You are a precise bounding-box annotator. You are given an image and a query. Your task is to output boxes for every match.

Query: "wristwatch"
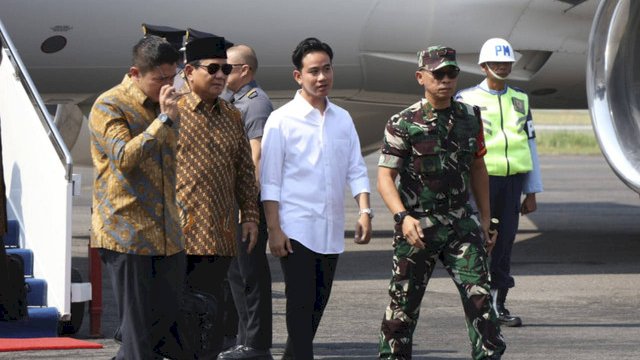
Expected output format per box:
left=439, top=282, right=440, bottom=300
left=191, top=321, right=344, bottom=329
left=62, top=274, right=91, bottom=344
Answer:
left=359, top=208, right=374, bottom=219
left=158, top=113, right=173, bottom=127
left=393, top=211, right=409, bottom=225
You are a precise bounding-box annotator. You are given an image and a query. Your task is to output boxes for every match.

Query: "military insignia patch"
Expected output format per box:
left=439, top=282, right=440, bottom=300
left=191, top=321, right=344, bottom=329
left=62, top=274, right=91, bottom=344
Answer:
left=512, top=98, right=525, bottom=114
left=247, top=89, right=258, bottom=99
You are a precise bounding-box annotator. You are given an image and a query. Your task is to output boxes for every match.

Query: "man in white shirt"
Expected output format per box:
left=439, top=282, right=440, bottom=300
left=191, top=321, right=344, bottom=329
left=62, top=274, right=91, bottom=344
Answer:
left=260, top=37, right=372, bottom=360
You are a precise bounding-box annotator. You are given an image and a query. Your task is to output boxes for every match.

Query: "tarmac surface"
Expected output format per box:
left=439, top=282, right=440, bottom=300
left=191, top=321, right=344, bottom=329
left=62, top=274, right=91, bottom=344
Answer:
left=2, top=154, right=639, bottom=359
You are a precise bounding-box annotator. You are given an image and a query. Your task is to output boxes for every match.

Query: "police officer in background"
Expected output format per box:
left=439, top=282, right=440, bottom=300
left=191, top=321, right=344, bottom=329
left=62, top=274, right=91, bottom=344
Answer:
left=377, top=46, right=505, bottom=360
left=218, top=44, right=274, bottom=360
left=456, top=38, right=543, bottom=328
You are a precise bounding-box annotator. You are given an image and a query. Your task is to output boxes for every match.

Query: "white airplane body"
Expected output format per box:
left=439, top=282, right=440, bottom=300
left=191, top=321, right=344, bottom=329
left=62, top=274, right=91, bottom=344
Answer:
left=2, top=0, right=601, bottom=160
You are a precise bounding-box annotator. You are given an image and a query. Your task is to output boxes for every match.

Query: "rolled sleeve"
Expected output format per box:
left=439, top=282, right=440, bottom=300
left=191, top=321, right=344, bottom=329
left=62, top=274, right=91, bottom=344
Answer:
left=347, top=123, right=371, bottom=197
left=260, top=117, right=284, bottom=202
left=378, top=116, right=409, bottom=169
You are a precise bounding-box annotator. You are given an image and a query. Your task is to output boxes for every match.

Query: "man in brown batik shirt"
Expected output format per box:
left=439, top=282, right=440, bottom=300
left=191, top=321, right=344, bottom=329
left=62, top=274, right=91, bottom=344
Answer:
left=176, top=35, right=259, bottom=358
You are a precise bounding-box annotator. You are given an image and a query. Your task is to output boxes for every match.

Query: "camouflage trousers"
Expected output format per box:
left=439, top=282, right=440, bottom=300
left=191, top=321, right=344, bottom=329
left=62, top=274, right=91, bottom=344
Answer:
left=378, top=223, right=506, bottom=360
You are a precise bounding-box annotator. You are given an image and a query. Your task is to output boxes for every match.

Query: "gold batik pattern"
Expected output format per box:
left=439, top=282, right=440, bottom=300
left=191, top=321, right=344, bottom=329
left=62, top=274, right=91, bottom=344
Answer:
left=176, top=93, right=259, bottom=256
left=88, top=75, right=184, bottom=255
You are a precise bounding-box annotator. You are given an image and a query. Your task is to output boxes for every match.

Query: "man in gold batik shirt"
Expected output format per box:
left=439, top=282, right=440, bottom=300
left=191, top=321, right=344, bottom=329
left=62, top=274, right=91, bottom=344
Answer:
left=176, top=35, right=259, bottom=358
left=89, top=35, right=185, bottom=360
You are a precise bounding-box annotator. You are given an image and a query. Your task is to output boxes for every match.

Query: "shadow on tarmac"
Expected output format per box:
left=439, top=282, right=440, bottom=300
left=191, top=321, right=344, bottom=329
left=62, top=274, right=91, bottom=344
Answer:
left=52, top=156, right=640, bottom=360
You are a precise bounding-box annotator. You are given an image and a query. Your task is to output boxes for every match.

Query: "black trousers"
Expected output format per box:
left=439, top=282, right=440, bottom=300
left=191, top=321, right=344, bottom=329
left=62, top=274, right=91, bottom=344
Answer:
left=489, top=173, right=525, bottom=290
left=227, top=201, right=272, bottom=349
left=281, top=240, right=339, bottom=359
left=186, top=254, right=233, bottom=358
left=100, top=249, right=186, bottom=360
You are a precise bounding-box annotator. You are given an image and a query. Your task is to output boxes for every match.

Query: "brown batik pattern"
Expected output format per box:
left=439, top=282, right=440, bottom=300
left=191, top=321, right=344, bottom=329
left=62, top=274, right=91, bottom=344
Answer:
left=176, top=93, right=259, bottom=256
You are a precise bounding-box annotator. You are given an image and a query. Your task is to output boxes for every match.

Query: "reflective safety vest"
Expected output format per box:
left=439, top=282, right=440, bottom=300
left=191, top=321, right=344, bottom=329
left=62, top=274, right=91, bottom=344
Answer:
left=457, top=86, right=533, bottom=176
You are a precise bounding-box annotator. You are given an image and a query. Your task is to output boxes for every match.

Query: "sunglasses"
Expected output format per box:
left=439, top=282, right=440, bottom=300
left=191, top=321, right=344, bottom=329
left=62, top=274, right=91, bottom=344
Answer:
left=196, top=63, right=233, bottom=75
left=427, top=67, right=460, bottom=81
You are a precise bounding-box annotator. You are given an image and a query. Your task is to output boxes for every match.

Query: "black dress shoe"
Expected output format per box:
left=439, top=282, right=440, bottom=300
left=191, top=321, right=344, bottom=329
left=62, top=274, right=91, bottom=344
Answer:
left=217, top=345, right=273, bottom=360
left=498, top=307, right=522, bottom=327
left=219, top=345, right=244, bottom=356
left=494, top=288, right=522, bottom=327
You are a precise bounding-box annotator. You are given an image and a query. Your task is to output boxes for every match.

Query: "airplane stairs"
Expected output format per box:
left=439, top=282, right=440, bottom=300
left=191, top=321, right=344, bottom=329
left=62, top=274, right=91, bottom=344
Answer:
left=0, top=219, right=60, bottom=338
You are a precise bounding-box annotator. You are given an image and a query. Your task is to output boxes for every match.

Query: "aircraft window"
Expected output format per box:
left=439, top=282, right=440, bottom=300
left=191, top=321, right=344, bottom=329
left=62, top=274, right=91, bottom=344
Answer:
left=41, top=35, right=67, bottom=54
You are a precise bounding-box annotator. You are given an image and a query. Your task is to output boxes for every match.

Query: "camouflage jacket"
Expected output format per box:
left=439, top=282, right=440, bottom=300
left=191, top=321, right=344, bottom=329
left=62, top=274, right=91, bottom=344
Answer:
left=379, top=98, right=486, bottom=228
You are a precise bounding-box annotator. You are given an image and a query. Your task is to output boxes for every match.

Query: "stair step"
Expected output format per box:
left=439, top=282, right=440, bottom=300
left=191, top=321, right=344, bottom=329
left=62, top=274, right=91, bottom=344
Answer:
left=3, top=219, right=19, bottom=248
left=6, top=248, right=33, bottom=277
left=25, top=278, right=48, bottom=306
left=0, top=307, right=60, bottom=338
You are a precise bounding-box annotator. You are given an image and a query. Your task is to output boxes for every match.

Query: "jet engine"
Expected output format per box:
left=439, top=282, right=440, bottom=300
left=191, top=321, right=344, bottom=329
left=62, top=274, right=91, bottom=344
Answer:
left=588, top=0, right=640, bottom=194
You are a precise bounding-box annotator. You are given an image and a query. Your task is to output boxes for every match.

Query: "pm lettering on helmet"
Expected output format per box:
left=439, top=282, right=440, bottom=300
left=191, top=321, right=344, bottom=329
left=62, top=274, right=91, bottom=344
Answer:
left=495, top=45, right=511, bottom=57
left=479, top=38, right=516, bottom=64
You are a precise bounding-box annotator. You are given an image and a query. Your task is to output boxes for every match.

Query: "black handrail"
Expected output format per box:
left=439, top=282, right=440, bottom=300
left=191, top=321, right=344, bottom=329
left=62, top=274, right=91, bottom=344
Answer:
left=0, top=19, right=73, bottom=181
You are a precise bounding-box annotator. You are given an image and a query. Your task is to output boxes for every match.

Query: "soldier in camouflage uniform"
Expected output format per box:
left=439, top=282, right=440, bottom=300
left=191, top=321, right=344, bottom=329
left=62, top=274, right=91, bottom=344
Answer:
left=377, top=46, right=506, bottom=360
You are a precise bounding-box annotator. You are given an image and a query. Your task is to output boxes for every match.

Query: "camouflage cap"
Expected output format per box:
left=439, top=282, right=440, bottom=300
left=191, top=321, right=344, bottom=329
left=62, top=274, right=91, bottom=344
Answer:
left=418, top=46, right=458, bottom=71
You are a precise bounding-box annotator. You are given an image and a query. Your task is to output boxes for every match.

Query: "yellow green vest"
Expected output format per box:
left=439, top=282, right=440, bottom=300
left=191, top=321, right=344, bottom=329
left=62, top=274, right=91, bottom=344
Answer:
left=458, top=86, right=532, bottom=176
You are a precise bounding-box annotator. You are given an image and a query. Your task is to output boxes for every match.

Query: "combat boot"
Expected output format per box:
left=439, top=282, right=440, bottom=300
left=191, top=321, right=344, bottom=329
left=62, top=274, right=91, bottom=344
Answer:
left=492, top=288, right=522, bottom=327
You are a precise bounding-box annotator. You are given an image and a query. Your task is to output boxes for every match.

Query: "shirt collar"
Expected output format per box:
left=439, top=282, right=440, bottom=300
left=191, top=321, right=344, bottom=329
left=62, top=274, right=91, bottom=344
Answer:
left=233, top=80, right=258, bottom=101
left=182, top=91, right=221, bottom=113
left=293, top=90, right=333, bottom=117
left=122, top=74, right=153, bottom=107
left=479, top=78, right=509, bottom=95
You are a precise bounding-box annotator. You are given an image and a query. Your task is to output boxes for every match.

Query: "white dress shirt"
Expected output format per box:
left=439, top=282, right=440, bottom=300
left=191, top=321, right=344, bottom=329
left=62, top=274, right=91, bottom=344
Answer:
left=260, top=91, right=370, bottom=254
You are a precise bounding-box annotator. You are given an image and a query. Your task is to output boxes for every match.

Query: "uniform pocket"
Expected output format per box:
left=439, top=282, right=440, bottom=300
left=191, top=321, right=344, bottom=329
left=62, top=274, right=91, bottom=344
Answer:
left=410, top=133, right=441, bottom=175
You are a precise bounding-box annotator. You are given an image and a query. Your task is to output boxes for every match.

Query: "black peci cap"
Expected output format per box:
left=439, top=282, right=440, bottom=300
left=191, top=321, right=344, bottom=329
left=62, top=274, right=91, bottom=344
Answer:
left=185, top=36, right=228, bottom=62
left=141, top=23, right=186, bottom=51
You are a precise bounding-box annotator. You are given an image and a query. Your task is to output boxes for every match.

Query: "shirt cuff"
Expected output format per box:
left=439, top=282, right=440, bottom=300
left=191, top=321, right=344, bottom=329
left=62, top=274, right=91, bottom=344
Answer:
left=145, top=118, right=168, bottom=143
left=240, top=208, right=260, bottom=224
left=260, top=185, right=281, bottom=202
left=350, top=179, right=371, bottom=198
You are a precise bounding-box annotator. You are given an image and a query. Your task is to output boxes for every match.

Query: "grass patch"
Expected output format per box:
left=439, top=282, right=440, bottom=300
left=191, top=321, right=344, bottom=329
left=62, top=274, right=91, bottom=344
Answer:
left=535, top=130, right=601, bottom=155
left=529, top=109, right=599, bottom=155
left=532, top=109, right=591, bottom=125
